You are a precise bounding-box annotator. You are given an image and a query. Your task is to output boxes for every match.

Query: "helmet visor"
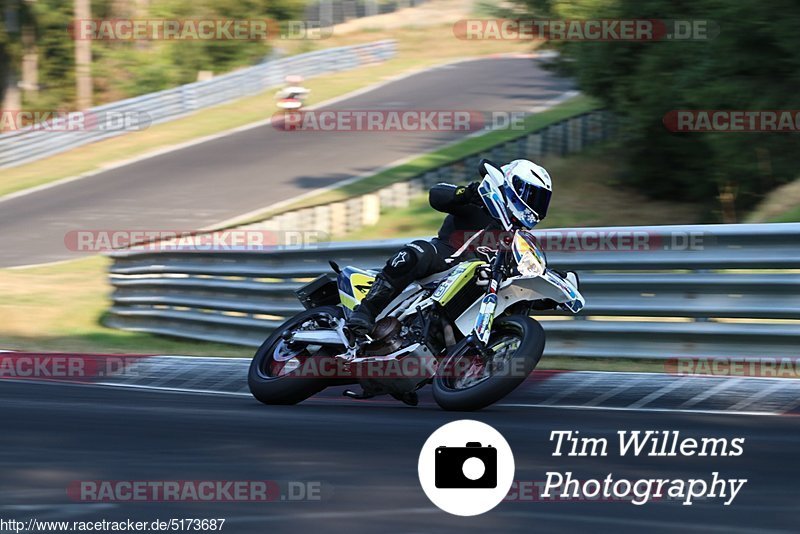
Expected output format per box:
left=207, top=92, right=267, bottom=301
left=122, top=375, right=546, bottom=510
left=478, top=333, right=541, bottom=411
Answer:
left=512, top=175, right=551, bottom=220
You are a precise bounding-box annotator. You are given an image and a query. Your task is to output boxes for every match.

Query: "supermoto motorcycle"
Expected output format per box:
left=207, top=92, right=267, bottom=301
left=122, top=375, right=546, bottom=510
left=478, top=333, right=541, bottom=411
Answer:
left=248, top=161, right=585, bottom=411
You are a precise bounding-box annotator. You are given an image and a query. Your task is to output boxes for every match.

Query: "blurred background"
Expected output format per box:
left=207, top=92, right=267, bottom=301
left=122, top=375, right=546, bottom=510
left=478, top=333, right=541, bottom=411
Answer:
left=3, top=0, right=799, bottom=222
left=0, top=0, right=798, bottom=360
left=1, top=5, right=798, bottom=532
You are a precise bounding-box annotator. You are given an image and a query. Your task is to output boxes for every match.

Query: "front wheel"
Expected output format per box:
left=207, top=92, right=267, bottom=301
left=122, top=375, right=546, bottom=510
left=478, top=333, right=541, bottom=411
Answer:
left=248, top=305, right=345, bottom=405
left=432, top=315, right=545, bottom=411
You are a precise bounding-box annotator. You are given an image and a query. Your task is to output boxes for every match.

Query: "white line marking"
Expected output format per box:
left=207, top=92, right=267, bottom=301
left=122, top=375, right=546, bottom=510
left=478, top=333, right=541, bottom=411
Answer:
left=626, top=377, right=687, bottom=409
left=778, top=396, right=800, bottom=414
left=731, top=382, right=795, bottom=410
left=95, top=382, right=783, bottom=416
left=499, top=403, right=782, bottom=417
left=225, top=507, right=438, bottom=523
left=494, top=510, right=790, bottom=534
left=679, top=377, right=744, bottom=408
left=729, top=380, right=795, bottom=411
left=0, top=54, right=553, bottom=210
left=95, top=381, right=252, bottom=397
left=211, top=87, right=579, bottom=230
left=582, top=376, right=644, bottom=407
left=539, top=373, right=605, bottom=405
left=5, top=375, right=788, bottom=416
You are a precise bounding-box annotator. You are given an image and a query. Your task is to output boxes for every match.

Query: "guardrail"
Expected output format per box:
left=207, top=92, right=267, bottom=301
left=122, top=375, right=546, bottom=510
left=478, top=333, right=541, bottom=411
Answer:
left=0, top=40, right=396, bottom=169
left=306, top=0, right=430, bottom=27
left=106, top=223, right=800, bottom=362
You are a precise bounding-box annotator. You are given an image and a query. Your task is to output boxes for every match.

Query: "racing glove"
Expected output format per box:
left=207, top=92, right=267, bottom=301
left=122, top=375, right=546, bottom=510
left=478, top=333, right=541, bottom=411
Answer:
left=455, top=182, right=483, bottom=207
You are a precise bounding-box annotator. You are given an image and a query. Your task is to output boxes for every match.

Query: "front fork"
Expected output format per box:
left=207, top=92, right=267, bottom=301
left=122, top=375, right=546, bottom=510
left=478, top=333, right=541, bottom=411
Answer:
left=471, top=248, right=509, bottom=347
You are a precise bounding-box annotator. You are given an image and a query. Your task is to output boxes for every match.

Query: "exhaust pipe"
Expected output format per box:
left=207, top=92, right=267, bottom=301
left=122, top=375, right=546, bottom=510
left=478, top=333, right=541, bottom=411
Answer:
left=290, top=330, right=345, bottom=346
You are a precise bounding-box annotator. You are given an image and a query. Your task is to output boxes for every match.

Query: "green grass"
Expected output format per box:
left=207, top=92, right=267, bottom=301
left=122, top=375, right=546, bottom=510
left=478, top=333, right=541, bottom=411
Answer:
left=770, top=206, right=800, bottom=222
left=0, top=21, right=534, bottom=200
left=344, top=142, right=706, bottom=240
left=0, top=254, right=683, bottom=373
left=0, top=254, right=674, bottom=372
left=0, top=256, right=250, bottom=357
left=233, top=95, right=601, bottom=224
left=746, top=175, right=800, bottom=223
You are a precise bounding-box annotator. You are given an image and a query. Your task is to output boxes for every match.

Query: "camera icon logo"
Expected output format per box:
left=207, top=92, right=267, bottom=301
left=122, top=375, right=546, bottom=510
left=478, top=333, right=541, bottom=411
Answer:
left=418, top=420, right=515, bottom=516
left=435, top=442, right=497, bottom=488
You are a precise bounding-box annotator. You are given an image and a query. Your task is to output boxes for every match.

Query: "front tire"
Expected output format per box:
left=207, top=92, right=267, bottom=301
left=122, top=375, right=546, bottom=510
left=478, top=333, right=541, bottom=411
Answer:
left=433, top=315, right=545, bottom=411
left=248, top=305, right=344, bottom=405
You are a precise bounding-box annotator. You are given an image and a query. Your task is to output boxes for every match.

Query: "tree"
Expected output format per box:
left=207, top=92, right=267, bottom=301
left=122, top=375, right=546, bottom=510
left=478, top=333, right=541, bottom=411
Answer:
left=514, top=0, right=800, bottom=216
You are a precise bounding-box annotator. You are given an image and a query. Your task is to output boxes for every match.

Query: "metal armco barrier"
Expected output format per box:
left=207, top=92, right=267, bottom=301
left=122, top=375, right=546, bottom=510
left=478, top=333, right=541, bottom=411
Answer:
left=0, top=40, right=396, bottom=169
left=106, top=223, right=800, bottom=362
left=306, top=0, right=430, bottom=27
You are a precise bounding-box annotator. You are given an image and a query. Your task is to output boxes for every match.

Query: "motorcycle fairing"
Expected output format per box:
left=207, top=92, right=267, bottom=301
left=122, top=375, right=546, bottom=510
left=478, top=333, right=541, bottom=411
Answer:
left=478, top=169, right=513, bottom=230
left=431, top=260, right=485, bottom=306
left=453, top=269, right=585, bottom=335
left=337, top=266, right=377, bottom=310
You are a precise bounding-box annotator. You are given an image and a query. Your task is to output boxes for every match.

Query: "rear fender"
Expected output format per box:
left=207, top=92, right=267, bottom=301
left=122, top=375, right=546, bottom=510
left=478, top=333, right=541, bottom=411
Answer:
left=295, top=273, right=339, bottom=309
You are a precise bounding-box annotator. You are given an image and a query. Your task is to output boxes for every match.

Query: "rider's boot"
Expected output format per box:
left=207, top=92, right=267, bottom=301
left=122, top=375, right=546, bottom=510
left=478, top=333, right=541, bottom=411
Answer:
left=391, top=390, right=419, bottom=407
left=346, top=274, right=399, bottom=336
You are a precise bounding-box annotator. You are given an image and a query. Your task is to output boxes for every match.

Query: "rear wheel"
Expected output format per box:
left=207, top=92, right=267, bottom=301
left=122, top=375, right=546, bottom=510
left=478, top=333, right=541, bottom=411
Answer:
left=432, top=315, right=545, bottom=411
left=248, top=305, right=345, bottom=405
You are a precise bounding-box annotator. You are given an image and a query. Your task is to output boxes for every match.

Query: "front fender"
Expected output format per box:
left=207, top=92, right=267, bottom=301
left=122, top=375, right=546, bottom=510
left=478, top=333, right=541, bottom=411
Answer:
left=453, top=269, right=585, bottom=335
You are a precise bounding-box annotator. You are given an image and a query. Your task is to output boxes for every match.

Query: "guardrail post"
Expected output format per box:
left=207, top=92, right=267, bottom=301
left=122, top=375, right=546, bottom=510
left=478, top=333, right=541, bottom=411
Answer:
left=392, top=181, right=412, bottom=208
left=312, top=205, right=332, bottom=237
left=502, top=140, right=516, bottom=163
left=541, top=124, right=551, bottom=155
left=526, top=132, right=542, bottom=159
left=580, top=113, right=589, bottom=148
left=181, top=85, right=198, bottom=113
left=345, top=197, right=363, bottom=233
left=330, top=201, right=348, bottom=236
left=297, top=208, right=314, bottom=233
left=567, top=117, right=580, bottom=153
left=362, top=193, right=381, bottom=226
left=408, top=177, right=425, bottom=198
left=463, top=155, right=480, bottom=180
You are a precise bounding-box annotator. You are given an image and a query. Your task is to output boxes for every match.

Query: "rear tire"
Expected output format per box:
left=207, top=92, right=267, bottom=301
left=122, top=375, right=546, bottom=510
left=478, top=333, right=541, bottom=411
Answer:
left=248, top=305, right=344, bottom=405
left=433, top=315, right=544, bottom=411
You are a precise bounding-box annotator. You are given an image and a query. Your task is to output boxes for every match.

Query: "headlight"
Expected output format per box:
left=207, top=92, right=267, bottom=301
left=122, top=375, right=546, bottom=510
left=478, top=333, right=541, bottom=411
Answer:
left=513, top=230, right=547, bottom=277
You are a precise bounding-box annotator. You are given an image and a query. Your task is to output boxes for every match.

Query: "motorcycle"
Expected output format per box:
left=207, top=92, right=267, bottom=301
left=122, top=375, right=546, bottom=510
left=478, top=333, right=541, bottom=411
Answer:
left=276, top=97, right=304, bottom=111
left=275, top=83, right=309, bottom=111
left=248, top=160, right=585, bottom=411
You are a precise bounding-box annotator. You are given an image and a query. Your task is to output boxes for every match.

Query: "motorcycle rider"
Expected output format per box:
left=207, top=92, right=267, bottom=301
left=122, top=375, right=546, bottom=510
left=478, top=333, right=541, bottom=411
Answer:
left=275, top=75, right=310, bottom=108
left=346, top=158, right=554, bottom=336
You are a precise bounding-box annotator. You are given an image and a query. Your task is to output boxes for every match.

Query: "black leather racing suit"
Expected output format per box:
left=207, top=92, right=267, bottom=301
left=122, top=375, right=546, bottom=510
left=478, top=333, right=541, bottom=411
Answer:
left=380, top=182, right=499, bottom=291
left=346, top=181, right=498, bottom=333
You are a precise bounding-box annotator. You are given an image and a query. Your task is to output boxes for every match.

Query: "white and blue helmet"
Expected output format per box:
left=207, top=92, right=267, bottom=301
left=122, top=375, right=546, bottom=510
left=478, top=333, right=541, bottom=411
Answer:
left=500, top=159, right=553, bottom=228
